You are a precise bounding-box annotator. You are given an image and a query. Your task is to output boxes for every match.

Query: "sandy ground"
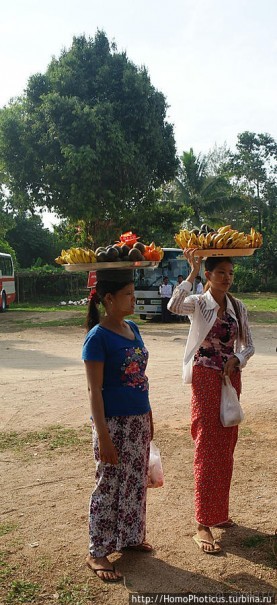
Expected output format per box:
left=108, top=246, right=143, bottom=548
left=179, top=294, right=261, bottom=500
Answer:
left=0, top=312, right=276, bottom=604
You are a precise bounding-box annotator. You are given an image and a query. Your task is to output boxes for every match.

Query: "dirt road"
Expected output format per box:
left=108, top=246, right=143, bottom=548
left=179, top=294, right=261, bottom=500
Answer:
left=0, top=313, right=276, bottom=604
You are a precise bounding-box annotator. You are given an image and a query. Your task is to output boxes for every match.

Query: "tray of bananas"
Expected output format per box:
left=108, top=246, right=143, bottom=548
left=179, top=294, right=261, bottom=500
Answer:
left=55, top=233, right=163, bottom=271
left=175, top=225, right=262, bottom=257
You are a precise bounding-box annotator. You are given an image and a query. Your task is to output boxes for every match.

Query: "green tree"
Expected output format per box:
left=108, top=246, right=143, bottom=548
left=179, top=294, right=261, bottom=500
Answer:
left=226, top=132, right=277, bottom=284
left=0, top=236, right=17, bottom=259
left=0, top=194, right=14, bottom=238
left=0, top=31, right=178, bottom=245
left=205, top=142, right=231, bottom=176
left=227, top=131, right=277, bottom=232
left=5, top=213, right=62, bottom=268
left=173, top=148, right=242, bottom=229
left=0, top=194, right=18, bottom=264
left=115, top=185, right=192, bottom=246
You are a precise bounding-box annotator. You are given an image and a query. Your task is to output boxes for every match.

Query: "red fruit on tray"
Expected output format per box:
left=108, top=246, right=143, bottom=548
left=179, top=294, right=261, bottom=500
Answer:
left=119, top=231, right=138, bottom=247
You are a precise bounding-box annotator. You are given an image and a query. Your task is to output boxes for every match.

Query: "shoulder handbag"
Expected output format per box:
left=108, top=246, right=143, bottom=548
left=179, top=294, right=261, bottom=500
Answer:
left=220, top=376, right=244, bottom=427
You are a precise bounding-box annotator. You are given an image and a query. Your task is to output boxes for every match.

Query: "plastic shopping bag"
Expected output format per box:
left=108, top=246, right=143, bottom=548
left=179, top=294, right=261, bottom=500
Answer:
left=220, top=376, right=244, bottom=427
left=147, top=441, right=164, bottom=488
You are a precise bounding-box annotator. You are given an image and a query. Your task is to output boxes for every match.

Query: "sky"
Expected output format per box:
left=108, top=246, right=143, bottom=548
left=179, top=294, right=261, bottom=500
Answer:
left=1, top=0, right=276, bottom=228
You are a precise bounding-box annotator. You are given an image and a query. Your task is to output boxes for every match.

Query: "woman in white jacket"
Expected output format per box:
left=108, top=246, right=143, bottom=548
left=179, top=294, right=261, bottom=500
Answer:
left=168, top=251, right=254, bottom=554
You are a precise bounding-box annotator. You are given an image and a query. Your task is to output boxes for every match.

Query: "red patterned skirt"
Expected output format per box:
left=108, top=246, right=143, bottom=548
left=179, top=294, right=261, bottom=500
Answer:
left=191, top=365, right=241, bottom=527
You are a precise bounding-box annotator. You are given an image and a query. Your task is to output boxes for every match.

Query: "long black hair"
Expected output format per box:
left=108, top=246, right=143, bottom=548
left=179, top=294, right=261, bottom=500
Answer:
left=85, top=279, right=134, bottom=332
left=204, top=257, right=243, bottom=339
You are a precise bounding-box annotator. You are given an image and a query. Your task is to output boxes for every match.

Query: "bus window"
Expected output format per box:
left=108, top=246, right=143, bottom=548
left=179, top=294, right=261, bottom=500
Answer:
left=135, top=267, right=163, bottom=289
left=134, top=248, right=189, bottom=319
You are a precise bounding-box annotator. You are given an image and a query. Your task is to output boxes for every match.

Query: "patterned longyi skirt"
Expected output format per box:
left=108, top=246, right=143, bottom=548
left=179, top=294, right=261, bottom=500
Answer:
left=89, top=413, right=151, bottom=558
left=191, top=366, right=241, bottom=527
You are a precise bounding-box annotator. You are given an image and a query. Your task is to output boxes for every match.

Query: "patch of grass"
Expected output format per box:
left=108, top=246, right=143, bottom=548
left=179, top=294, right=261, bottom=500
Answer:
left=0, top=551, right=16, bottom=581
left=8, top=309, right=144, bottom=329
left=0, top=523, right=17, bottom=537
left=6, top=579, right=40, bottom=604
left=57, top=576, right=97, bottom=605
left=247, top=312, right=277, bottom=324
left=48, top=427, right=84, bottom=449
left=12, top=294, right=277, bottom=313
left=37, top=555, right=54, bottom=572
left=0, top=429, right=48, bottom=451
left=239, top=293, right=277, bottom=313
left=0, top=432, right=19, bottom=450
left=0, top=425, right=91, bottom=453
left=7, top=296, right=276, bottom=329
left=12, top=301, right=88, bottom=312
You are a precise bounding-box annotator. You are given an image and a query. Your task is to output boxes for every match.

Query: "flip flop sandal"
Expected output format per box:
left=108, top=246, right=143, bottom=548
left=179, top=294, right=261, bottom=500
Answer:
left=86, top=559, right=122, bottom=583
left=193, top=534, right=222, bottom=555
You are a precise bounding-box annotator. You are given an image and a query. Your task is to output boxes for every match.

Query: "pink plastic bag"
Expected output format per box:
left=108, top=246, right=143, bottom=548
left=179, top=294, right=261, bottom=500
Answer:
left=147, top=441, right=164, bottom=488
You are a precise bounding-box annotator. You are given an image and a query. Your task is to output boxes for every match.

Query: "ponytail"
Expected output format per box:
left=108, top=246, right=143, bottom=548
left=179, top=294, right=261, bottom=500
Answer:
left=85, top=278, right=134, bottom=332
left=85, top=290, right=100, bottom=332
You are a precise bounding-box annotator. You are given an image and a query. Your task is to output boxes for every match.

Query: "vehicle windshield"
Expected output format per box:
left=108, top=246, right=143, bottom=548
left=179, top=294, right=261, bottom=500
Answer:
left=135, top=249, right=188, bottom=289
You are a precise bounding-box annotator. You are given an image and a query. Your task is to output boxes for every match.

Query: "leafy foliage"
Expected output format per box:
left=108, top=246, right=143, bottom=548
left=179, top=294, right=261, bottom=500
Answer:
left=0, top=237, right=16, bottom=258
left=0, top=31, right=178, bottom=244
left=5, top=213, right=63, bottom=268
left=0, top=198, right=14, bottom=237
left=172, top=148, right=243, bottom=228
left=225, top=132, right=277, bottom=282
left=227, top=131, right=277, bottom=232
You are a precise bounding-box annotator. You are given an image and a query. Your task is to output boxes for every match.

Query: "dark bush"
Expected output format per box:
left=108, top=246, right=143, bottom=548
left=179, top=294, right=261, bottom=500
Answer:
left=15, top=270, right=88, bottom=302
left=233, top=264, right=277, bottom=292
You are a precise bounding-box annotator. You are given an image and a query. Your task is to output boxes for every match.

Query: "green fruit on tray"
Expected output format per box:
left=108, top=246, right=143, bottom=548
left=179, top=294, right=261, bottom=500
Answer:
left=128, top=248, right=144, bottom=261
left=96, top=251, right=108, bottom=262
left=120, top=244, right=130, bottom=256
left=133, top=241, right=146, bottom=253
left=106, top=247, right=119, bottom=261
left=112, top=244, right=124, bottom=256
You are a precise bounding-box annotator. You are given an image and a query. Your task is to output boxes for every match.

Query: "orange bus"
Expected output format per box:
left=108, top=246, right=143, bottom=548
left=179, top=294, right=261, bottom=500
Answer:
left=0, top=253, right=16, bottom=312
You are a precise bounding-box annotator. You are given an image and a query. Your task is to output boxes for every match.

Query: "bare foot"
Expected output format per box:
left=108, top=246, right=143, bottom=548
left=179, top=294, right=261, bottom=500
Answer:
left=194, top=524, right=221, bottom=553
left=86, top=555, right=123, bottom=582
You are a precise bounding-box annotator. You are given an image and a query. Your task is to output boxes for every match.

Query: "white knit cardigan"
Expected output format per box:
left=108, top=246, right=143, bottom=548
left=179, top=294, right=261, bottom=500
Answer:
left=167, top=281, right=255, bottom=384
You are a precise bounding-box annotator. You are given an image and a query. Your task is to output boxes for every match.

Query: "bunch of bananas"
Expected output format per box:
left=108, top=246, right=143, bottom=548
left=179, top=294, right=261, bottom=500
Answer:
left=175, top=225, right=263, bottom=250
left=55, top=247, right=96, bottom=265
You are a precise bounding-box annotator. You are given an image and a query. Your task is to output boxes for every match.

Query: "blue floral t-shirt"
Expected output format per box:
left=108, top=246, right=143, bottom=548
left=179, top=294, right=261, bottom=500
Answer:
left=82, top=320, right=150, bottom=417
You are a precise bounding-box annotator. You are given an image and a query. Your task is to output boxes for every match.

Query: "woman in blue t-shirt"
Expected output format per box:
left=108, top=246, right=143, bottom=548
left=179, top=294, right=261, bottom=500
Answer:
left=82, top=269, right=154, bottom=582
